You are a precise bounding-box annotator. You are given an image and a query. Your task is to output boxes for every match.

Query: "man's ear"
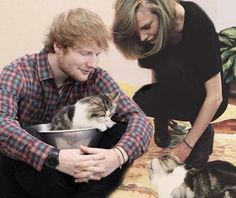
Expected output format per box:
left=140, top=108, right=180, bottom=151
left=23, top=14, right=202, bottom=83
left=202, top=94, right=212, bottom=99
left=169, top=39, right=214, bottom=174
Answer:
left=54, top=43, right=61, bottom=55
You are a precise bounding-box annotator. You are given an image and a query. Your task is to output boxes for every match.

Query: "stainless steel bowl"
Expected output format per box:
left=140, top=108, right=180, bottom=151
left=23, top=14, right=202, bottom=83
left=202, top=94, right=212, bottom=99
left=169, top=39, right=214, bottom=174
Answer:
left=31, top=123, right=102, bottom=149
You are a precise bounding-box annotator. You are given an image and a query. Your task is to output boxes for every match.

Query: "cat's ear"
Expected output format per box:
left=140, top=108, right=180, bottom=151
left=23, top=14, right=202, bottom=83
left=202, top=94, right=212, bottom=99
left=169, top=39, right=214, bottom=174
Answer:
left=107, top=92, right=120, bottom=102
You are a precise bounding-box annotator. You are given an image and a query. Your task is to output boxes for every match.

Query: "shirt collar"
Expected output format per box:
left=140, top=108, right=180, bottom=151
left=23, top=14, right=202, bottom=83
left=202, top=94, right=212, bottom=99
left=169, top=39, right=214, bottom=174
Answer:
left=37, top=48, right=54, bottom=81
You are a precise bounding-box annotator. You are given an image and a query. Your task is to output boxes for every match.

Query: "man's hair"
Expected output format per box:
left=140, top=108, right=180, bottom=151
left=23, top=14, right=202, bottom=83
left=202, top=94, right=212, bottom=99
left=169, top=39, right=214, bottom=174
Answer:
left=44, top=8, right=110, bottom=53
left=112, top=0, right=178, bottom=59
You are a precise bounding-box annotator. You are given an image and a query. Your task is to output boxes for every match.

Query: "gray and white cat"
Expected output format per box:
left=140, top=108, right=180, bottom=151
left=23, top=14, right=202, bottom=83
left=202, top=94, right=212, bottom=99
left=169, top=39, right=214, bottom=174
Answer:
left=51, top=92, right=119, bottom=131
left=149, top=154, right=236, bottom=198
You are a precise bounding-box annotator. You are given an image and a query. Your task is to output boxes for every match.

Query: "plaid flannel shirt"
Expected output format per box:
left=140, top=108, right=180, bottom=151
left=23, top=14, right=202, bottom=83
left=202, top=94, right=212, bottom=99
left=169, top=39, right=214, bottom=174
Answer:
left=0, top=49, right=153, bottom=171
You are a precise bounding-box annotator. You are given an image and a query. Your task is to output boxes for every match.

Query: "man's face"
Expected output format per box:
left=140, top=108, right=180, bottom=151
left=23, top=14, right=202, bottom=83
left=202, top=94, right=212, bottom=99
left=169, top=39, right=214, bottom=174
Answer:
left=57, top=45, right=103, bottom=82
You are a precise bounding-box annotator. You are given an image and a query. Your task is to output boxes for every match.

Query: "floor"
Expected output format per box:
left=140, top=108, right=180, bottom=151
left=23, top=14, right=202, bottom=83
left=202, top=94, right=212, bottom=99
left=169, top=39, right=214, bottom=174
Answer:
left=229, top=95, right=236, bottom=105
left=212, top=95, right=236, bottom=134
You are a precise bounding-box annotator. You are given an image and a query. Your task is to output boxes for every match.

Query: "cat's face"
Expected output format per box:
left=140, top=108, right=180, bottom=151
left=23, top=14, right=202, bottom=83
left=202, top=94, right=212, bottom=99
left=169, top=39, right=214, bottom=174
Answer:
left=149, top=154, right=182, bottom=186
left=83, top=92, right=119, bottom=121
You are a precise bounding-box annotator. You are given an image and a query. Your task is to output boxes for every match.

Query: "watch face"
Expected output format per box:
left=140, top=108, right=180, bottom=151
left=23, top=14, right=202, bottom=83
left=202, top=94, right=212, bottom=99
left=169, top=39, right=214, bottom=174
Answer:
left=48, top=155, right=59, bottom=167
left=45, top=149, right=59, bottom=168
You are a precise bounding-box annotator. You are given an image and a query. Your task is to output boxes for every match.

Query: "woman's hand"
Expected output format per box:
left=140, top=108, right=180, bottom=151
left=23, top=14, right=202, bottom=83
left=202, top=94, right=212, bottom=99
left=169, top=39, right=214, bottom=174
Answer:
left=73, top=146, right=121, bottom=183
left=157, top=142, right=192, bottom=163
left=169, top=142, right=192, bottom=162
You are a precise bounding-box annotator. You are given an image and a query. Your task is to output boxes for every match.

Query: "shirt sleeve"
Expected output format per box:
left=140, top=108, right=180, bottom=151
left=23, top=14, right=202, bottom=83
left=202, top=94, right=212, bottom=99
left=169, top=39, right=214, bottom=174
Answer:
left=0, top=65, right=53, bottom=171
left=92, top=68, right=153, bottom=162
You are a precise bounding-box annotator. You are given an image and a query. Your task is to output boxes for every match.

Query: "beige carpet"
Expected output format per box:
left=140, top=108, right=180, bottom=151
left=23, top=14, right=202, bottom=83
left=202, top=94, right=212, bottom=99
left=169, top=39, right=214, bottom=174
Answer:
left=108, top=83, right=236, bottom=198
left=109, top=133, right=236, bottom=198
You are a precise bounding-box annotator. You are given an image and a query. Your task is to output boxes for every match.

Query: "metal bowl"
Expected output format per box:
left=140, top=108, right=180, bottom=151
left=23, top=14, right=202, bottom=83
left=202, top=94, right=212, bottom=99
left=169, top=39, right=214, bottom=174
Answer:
left=30, top=123, right=102, bottom=149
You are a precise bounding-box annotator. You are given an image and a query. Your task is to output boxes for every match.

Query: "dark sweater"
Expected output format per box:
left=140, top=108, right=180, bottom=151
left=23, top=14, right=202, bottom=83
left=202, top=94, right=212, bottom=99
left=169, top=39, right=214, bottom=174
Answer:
left=138, top=1, right=222, bottom=87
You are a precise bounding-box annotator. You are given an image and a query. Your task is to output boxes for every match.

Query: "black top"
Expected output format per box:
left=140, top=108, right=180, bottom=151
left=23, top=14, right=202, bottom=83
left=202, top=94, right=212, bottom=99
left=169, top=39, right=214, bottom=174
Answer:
left=138, top=1, right=222, bottom=87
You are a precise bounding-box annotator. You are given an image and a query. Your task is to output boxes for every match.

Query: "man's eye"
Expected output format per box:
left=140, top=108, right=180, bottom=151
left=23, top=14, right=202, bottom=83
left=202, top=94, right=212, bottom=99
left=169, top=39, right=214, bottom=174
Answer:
left=79, top=51, right=90, bottom=56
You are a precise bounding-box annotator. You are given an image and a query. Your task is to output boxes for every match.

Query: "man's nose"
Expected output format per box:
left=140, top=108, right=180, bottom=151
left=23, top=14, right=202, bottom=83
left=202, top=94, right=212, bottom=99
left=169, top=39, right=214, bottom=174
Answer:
left=87, top=55, right=98, bottom=68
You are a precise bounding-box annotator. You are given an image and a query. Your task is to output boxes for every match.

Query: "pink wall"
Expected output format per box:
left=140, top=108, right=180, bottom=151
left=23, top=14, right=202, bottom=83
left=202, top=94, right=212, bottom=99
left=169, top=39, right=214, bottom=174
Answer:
left=0, top=0, right=235, bottom=87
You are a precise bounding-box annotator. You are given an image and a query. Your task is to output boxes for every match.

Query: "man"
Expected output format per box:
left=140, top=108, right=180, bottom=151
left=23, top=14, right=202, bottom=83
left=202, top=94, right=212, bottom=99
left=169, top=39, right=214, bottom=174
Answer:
left=0, top=8, right=153, bottom=198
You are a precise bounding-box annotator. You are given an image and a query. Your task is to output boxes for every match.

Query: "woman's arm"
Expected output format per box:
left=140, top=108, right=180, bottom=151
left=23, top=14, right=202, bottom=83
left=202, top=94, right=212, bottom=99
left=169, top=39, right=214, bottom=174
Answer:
left=184, top=72, right=222, bottom=147
left=168, top=72, right=223, bottom=162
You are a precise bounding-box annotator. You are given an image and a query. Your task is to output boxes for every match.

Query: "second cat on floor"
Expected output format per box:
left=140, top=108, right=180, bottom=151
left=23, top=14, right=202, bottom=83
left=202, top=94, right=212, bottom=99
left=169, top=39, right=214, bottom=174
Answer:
left=51, top=92, right=119, bottom=131
left=149, top=154, right=236, bottom=198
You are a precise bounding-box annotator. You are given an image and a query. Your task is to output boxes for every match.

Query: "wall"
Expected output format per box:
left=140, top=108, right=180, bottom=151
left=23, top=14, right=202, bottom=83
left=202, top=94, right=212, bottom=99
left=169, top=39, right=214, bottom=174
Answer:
left=0, top=0, right=235, bottom=87
left=192, top=0, right=236, bottom=31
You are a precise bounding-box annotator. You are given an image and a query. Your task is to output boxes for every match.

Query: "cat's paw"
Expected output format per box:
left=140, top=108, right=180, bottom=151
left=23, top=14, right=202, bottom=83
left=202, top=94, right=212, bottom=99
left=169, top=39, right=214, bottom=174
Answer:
left=106, top=120, right=116, bottom=128
left=97, top=125, right=107, bottom=132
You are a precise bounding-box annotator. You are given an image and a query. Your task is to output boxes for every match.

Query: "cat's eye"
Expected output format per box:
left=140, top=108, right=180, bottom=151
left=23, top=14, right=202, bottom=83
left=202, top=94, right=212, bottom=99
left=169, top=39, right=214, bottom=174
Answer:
left=109, top=112, right=115, bottom=117
left=94, top=102, right=102, bottom=106
left=96, top=113, right=106, bottom=118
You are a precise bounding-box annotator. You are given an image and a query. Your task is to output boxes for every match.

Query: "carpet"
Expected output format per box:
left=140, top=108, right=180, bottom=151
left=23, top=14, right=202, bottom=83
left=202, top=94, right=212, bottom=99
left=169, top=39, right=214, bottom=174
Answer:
left=109, top=134, right=236, bottom=198
left=108, top=83, right=236, bottom=198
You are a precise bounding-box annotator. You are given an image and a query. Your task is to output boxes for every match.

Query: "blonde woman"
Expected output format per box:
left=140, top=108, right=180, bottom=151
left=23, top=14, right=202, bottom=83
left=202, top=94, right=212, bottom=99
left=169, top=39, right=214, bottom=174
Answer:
left=112, top=0, right=228, bottom=167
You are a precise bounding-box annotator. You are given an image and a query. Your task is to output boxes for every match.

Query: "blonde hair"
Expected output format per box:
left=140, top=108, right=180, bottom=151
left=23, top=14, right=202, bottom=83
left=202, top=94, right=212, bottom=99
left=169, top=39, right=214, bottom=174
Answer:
left=112, top=0, right=178, bottom=59
left=44, top=8, right=110, bottom=53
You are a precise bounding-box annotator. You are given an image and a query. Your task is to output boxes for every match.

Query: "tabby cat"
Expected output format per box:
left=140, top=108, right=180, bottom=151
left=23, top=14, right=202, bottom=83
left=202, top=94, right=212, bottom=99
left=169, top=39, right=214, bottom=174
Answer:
left=149, top=154, right=236, bottom=198
left=51, top=92, right=119, bottom=131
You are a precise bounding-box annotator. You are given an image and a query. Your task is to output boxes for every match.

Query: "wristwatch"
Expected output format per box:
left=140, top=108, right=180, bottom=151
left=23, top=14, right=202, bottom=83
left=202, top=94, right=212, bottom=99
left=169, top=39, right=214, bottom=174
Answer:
left=43, top=148, right=60, bottom=169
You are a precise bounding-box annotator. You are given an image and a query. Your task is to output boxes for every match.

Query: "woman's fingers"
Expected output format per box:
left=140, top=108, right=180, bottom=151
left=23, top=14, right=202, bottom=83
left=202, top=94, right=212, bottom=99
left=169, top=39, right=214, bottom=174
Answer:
left=157, top=148, right=170, bottom=157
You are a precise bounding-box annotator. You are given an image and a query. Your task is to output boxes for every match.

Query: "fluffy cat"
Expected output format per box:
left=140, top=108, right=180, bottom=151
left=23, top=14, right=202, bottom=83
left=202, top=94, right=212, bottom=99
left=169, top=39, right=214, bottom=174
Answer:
left=149, top=154, right=236, bottom=198
left=51, top=92, right=119, bottom=131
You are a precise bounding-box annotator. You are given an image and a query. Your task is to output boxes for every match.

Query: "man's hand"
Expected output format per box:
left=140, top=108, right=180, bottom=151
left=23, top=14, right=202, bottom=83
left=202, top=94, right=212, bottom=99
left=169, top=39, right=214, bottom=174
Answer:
left=73, top=146, right=121, bottom=183
left=56, top=149, right=106, bottom=181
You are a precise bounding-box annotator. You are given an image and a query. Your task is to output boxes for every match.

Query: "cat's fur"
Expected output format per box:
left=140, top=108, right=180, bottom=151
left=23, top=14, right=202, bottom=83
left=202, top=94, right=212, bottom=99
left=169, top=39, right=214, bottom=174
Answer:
left=51, top=92, right=119, bottom=131
left=149, top=154, right=236, bottom=198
